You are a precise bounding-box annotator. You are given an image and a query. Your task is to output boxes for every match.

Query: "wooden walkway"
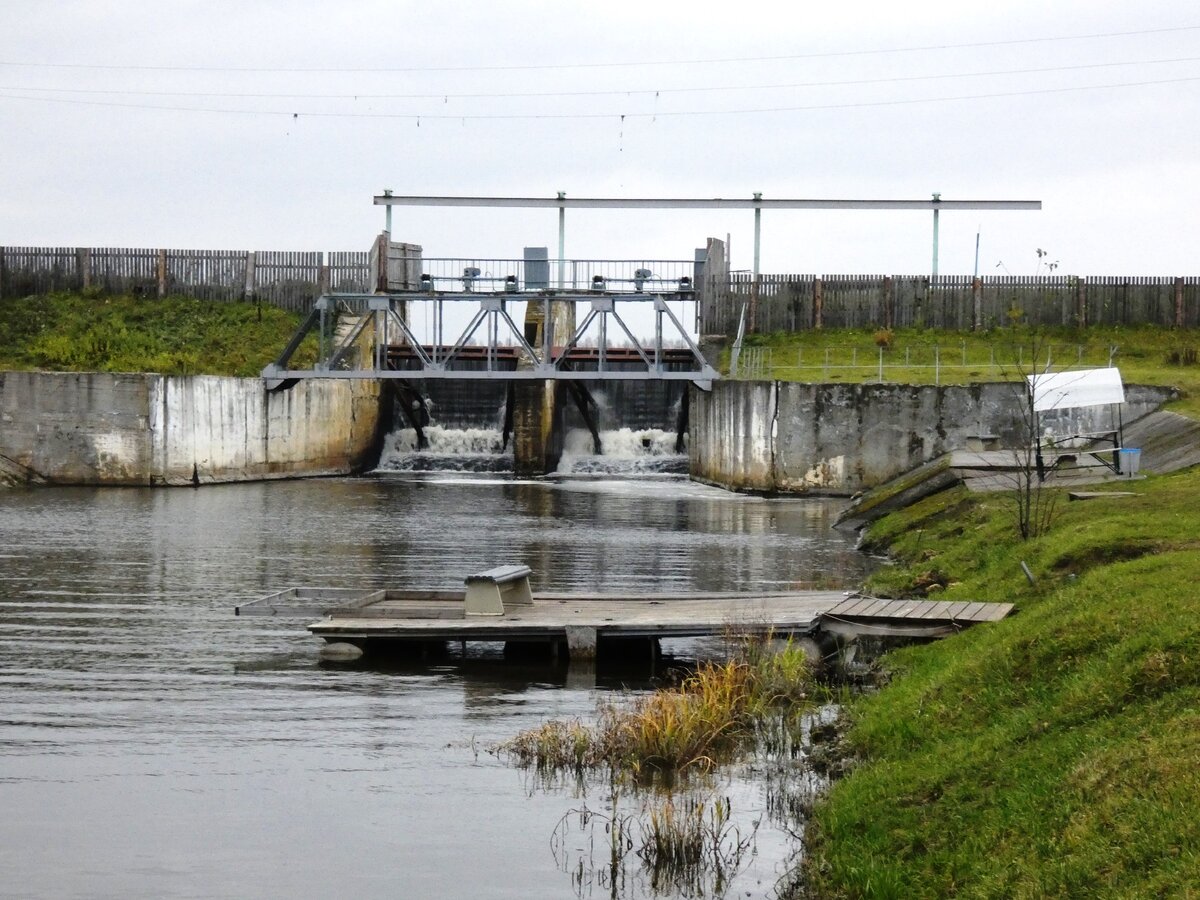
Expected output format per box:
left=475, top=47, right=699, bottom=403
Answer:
left=820, top=596, right=1014, bottom=638
left=305, top=590, right=847, bottom=644
left=237, top=588, right=1014, bottom=654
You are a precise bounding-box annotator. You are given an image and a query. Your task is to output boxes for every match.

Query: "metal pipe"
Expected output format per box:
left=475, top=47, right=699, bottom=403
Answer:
left=373, top=194, right=1041, bottom=211
left=931, top=192, right=941, bottom=280
left=557, top=191, right=566, bottom=289
left=752, top=192, right=762, bottom=278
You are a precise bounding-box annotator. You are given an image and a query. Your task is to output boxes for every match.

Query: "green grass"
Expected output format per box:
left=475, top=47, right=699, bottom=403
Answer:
left=802, top=469, right=1200, bottom=897
left=732, top=326, right=1200, bottom=418
left=0, top=290, right=315, bottom=376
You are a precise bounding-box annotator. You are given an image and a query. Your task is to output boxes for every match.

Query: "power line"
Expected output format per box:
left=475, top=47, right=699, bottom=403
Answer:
left=3, top=56, right=1197, bottom=102
left=0, top=25, right=1197, bottom=74
left=2, top=75, right=1197, bottom=120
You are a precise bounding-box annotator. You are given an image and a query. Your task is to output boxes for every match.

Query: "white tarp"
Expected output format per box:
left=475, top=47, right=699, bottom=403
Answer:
left=1028, top=367, right=1125, bottom=412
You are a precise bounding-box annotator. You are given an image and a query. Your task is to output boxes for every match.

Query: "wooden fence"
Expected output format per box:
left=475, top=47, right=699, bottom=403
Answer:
left=0, top=246, right=373, bottom=312
left=705, top=273, right=1200, bottom=335
left=6, top=246, right=1199, bottom=330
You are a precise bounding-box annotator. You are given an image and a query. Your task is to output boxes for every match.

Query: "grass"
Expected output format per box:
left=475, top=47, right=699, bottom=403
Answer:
left=0, top=290, right=315, bottom=376
left=729, top=325, right=1200, bottom=418
left=801, top=467, right=1200, bottom=897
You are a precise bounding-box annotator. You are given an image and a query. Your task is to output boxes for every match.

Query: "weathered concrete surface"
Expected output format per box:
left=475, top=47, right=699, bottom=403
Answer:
left=691, top=380, right=1176, bottom=495
left=0, top=371, right=384, bottom=486
left=689, top=380, right=776, bottom=491
left=0, top=452, right=45, bottom=488
left=1121, top=410, right=1200, bottom=474
left=511, top=380, right=562, bottom=476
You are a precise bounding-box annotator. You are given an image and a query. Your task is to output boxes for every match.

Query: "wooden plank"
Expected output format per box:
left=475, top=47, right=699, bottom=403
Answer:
left=828, top=597, right=876, bottom=617
left=957, top=602, right=989, bottom=621
left=917, top=600, right=957, bottom=619
left=971, top=603, right=1014, bottom=622
left=936, top=601, right=972, bottom=620
left=827, top=597, right=869, bottom=616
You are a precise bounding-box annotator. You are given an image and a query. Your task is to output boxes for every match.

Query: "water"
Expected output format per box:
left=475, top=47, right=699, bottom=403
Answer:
left=0, top=475, right=871, bottom=899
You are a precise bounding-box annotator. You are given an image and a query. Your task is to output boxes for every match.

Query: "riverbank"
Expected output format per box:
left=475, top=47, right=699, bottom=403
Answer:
left=0, top=290, right=313, bottom=376
left=802, top=459, right=1200, bottom=896
left=732, top=326, right=1200, bottom=418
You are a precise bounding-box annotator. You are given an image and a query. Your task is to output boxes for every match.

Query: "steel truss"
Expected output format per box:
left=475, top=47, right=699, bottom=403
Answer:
left=262, top=291, right=719, bottom=389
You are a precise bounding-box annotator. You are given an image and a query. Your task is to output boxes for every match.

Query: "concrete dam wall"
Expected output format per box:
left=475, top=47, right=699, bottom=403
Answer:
left=0, top=371, right=384, bottom=486
left=690, top=380, right=1176, bottom=495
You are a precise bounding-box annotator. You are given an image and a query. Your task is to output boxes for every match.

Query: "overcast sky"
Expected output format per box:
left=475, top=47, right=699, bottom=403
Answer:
left=3, top=1, right=1199, bottom=278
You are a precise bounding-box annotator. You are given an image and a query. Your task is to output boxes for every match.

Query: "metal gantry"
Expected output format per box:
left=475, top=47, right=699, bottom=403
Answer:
left=262, top=287, right=720, bottom=389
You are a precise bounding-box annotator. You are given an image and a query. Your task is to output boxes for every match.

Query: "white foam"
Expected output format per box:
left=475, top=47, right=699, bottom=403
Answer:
left=374, top=425, right=512, bottom=473
left=555, top=427, right=687, bottom=475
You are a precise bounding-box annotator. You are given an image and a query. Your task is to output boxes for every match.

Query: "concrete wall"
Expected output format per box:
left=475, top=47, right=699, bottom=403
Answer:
left=0, top=371, right=384, bottom=486
left=691, top=380, right=1175, bottom=495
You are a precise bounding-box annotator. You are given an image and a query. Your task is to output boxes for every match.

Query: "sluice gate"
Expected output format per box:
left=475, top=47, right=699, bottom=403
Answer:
left=263, top=245, right=718, bottom=475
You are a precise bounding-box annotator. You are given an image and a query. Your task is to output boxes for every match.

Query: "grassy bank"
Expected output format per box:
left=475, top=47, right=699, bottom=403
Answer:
left=804, top=468, right=1200, bottom=896
left=733, top=326, right=1200, bottom=417
left=0, top=290, right=312, bottom=376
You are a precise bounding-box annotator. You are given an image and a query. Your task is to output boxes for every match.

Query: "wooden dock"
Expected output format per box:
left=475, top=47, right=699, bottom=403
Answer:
left=819, top=596, right=1014, bottom=638
left=237, top=586, right=1014, bottom=659
left=305, top=590, right=846, bottom=646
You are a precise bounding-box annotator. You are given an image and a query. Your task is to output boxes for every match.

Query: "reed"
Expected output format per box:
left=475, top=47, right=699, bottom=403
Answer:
left=551, top=793, right=756, bottom=898
left=638, top=794, right=755, bottom=896
left=501, top=641, right=822, bottom=779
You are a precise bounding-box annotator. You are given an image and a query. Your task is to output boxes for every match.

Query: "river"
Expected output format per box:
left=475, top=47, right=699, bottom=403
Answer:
left=0, top=473, right=871, bottom=899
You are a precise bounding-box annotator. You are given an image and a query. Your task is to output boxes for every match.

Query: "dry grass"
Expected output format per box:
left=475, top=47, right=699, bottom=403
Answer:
left=501, top=640, right=823, bottom=781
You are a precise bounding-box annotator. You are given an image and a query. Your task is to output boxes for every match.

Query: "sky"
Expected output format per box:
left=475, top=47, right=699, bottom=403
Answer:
left=3, top=1, right=1199, bottom=278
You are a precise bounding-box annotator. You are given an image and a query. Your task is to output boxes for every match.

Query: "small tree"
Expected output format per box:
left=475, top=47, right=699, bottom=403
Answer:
left=998, top=329, right=1061, bottom=540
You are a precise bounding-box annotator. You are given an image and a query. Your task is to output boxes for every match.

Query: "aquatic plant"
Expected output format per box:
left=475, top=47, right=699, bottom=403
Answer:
left=551, top=793, right=757, bottom=899
left=501, top=640, right=823, bottom=781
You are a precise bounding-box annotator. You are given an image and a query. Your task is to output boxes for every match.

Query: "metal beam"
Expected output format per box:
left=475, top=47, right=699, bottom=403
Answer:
left=263, top=366, right=714, bottom=383
left=263, top=291, right=719, bottom=389
left=373, top=194, right=1041, bottom=211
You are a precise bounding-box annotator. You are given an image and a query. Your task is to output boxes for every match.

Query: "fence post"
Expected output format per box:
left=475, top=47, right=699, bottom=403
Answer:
left=1176, top=276, right=1185, bottom=329
left=0, top=246, right=5, bottom=300
left=749, top=273, right=760, bottom=334
left=318, top=252, right=331, bottom=296
left=971, top=276, right=982, bottom=331
left=244, top=251, right=256, bottom=301
left=78, top=247, right=92, bottom=291
left=156, top=249, right=167, bottom=298
left=883, top=275, right=894, bottom=329
left=1076, top=276, right=1087, bottom=328
left=813, top=277, right=823, bottom=330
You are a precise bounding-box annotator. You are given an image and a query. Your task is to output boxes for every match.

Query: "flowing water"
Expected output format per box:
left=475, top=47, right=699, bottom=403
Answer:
left=0, top=469, right=872, bottom=899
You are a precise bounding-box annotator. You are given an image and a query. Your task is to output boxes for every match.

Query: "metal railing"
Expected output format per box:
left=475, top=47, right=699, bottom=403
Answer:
left=417, top=258, right=698, bottom=294
left=732, top=341, right=1121, bottom=383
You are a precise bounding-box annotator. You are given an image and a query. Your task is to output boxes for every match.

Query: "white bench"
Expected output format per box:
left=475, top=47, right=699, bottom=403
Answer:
left=464, top=565, right=533, bottom=616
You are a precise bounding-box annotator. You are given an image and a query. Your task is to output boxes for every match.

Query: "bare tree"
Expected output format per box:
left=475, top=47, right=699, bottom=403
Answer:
left=998, top=329, right=1061, bottom=540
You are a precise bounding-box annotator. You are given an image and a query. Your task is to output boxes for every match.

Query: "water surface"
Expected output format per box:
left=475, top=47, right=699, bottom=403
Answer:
left=0, top=475, right=870, bottom=899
